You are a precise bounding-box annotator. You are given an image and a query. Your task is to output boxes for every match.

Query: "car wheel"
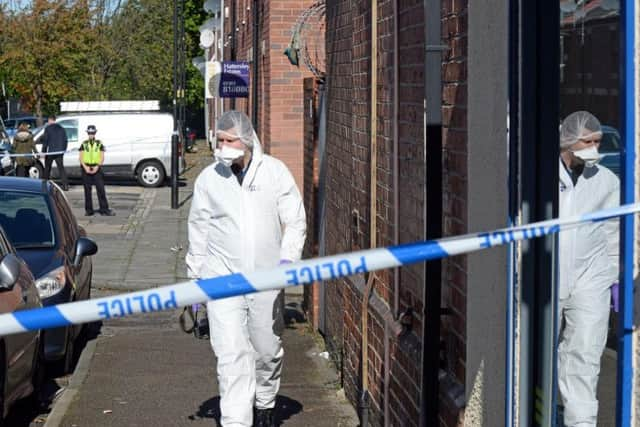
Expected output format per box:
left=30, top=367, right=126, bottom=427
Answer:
left=50, top=329, right=75, bottom=377
left=28, top=162, right=44, bottom=179
left=31, top=339, right=45, bottom=403
left=136, top=160, right=165, bottom=187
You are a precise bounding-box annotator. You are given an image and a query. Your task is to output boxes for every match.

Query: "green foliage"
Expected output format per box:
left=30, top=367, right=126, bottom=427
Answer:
left=0, top=0, right=94, bottom=117
left=0, top=0, right=208, bottom=124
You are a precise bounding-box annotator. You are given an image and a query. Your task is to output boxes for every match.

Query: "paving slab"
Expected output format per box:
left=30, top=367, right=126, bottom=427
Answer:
left=22, top=142, right=360, bottom=427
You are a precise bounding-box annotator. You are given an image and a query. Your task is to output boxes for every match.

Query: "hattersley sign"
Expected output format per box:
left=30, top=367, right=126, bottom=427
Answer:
left=220, top=61, right=250, bottom=98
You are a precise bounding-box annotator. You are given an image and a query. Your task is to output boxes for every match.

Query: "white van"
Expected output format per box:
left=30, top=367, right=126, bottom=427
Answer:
left=34, top=110, right=185, bottom=187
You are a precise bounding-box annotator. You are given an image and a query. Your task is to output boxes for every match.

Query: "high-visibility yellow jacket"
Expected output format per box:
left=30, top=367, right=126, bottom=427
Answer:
left=80, top=140, right=103, bottom=165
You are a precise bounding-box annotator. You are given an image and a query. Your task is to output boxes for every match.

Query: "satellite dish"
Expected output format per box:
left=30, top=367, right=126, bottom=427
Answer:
left=206, top=61, right=222, bottom=99
left=204, top=0, right=220, bottom=14
left=200, top=29, right=215, bottom=49
left=200, top=17, right=219, bottom=32
left=192, top=56, right=206, bottom=77
left=600, top=0, right=618, bottom=11
left=560, top=0, right=577, bottom=13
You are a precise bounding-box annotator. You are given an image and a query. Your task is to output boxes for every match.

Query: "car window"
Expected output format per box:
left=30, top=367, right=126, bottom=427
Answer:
left=52, top=189, right=78, bottom=243
left=4, top=119, right=16, bottom=129
left=57, top=119, right=79, bottom=143
left=600, top=130, right=620, bottom=153
left=0, top=228, right=10, bottom=256
left=0, top=191, right=56, bottom=249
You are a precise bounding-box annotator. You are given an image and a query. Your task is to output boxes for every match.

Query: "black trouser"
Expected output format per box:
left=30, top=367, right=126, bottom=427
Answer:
left=15, top=164, right=32, bottom=177
left=82, top=168, right=109, bottom=213
left=44, top=154, right=68, bottom=188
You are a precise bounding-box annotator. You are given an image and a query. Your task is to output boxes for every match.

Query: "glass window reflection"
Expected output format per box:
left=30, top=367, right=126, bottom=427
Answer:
left=558, top=1, right=620, bottom=426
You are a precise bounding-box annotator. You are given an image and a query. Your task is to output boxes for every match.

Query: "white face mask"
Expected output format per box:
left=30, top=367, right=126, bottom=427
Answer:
left=214, top=145, right=245, bottom=167
left=571, top=146, right=600, bottom=167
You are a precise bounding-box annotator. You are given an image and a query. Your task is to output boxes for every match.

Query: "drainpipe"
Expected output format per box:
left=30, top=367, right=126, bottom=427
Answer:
left=251, top=0, right=259, bottom=132
left=360, top=1, right=378, bottom=426
left=383, top=0, right=400, bottom=425
left=420, top=0, right=444, bottom=425
left=230, top=0, right=236, bottom=110
left=204, top=46, right=210, bottom=149
left=392, top=0, right=400, bottom=323
left=219, top=1, right=225, bottom=123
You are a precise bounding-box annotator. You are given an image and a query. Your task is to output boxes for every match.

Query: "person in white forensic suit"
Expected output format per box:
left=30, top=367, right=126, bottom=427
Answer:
left=186, top=111, right=306, bottom=427
left=558, top=111, right=619, bottom=427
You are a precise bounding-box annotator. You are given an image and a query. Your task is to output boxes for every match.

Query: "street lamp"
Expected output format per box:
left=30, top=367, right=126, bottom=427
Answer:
left=171, top=0, right=184, bottom=209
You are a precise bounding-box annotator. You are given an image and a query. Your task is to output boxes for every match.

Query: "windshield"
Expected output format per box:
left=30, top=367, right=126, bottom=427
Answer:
left=600, top=128, right=620, bottom=153
left=0, top=191, right=56, bottom=249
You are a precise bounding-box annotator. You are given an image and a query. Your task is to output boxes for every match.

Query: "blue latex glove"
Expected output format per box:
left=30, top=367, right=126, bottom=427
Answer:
left=610, top=282, right=619, bottom=313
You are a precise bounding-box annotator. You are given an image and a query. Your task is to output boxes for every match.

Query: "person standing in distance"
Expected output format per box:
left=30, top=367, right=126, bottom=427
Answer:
left=79, top=125, right=115, bottom=217
left=557, top=111, right=619, bottom=427
left=11, top=122, right=37, bottom=177
left=186, top=111, right=306, bottom=427
left=41, top=115, right=69, bottom=190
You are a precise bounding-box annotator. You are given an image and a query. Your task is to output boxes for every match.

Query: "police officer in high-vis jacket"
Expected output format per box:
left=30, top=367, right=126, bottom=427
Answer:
left=79, top=125, right=115, bottom=216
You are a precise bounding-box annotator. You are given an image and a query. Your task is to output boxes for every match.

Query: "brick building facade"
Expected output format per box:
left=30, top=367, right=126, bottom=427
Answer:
left=306, top=1, right=511, bottom=426
left=217, top=0, right=319, bottom=190
left=210, top=1, right=638, bottom=425
left=314, top=1, right=472, bottom=425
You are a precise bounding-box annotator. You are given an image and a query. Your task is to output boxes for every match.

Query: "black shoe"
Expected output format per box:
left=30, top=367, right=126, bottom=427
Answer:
left=85, top=210, right=94, bottom=216
left=99, top=209, right=116, bottom=216
left=254, top=408, right=275, bottom=427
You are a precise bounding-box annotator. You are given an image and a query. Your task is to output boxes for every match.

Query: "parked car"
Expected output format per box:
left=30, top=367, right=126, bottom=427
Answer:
left=3, top=117, right=42, bottom=141
left=0, top=119, right=11, bottom=176
left=599, top=125, right=621, bottom=177
left=0, top=224, right=43, bottom=424
left=32, top=111, right=185, bottom=187
left=0, top=177, right=97, bottom=375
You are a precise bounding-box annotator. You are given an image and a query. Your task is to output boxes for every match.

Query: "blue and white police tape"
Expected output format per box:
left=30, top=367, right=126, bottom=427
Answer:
left=1, top=137, right=170, bottom=159
left=0, top=202, right=638, bottom=337
left=1, top=149, right=69, bottom=158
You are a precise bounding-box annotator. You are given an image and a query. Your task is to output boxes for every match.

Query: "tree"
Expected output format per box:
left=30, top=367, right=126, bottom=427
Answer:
left=0, top=0, right=93, bottom=118
left=0, top=0, right=208, bottom=125
left=182, top=0, right=209, bottom=134
left=91, top=0, right=174, bottom=103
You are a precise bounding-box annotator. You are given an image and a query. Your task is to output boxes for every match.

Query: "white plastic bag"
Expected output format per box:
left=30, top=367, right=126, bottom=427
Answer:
left=1, top=153, right=11, bottom=169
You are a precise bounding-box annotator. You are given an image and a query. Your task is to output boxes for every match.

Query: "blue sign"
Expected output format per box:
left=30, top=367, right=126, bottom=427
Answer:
left=220, top=61, right=250, bottom=98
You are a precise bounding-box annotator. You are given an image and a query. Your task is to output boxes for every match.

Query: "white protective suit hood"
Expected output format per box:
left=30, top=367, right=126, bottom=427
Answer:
left=560, top=111, right=603, bottom=149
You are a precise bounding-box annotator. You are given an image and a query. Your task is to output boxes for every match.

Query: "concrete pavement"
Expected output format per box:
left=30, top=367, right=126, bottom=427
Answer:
left=34, top=143, right=358, bottom=427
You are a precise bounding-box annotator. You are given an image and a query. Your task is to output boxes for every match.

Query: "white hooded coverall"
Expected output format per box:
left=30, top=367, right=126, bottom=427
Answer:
left=186, top=141, right=306, bottom=427
left=558, top=158, right=619, bottom=427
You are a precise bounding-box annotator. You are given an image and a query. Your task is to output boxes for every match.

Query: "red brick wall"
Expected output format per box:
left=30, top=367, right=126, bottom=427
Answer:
left=266, top=0, right=318, bottom=190
left=321, top=1, right=435, bottom=426
left=440, top=0, right=468, bottom=425
left=321, top=1, right=469, bottom=426
left=323, top=0, right=354, bottom=397
left=222, top=0, right=318, bottom=190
